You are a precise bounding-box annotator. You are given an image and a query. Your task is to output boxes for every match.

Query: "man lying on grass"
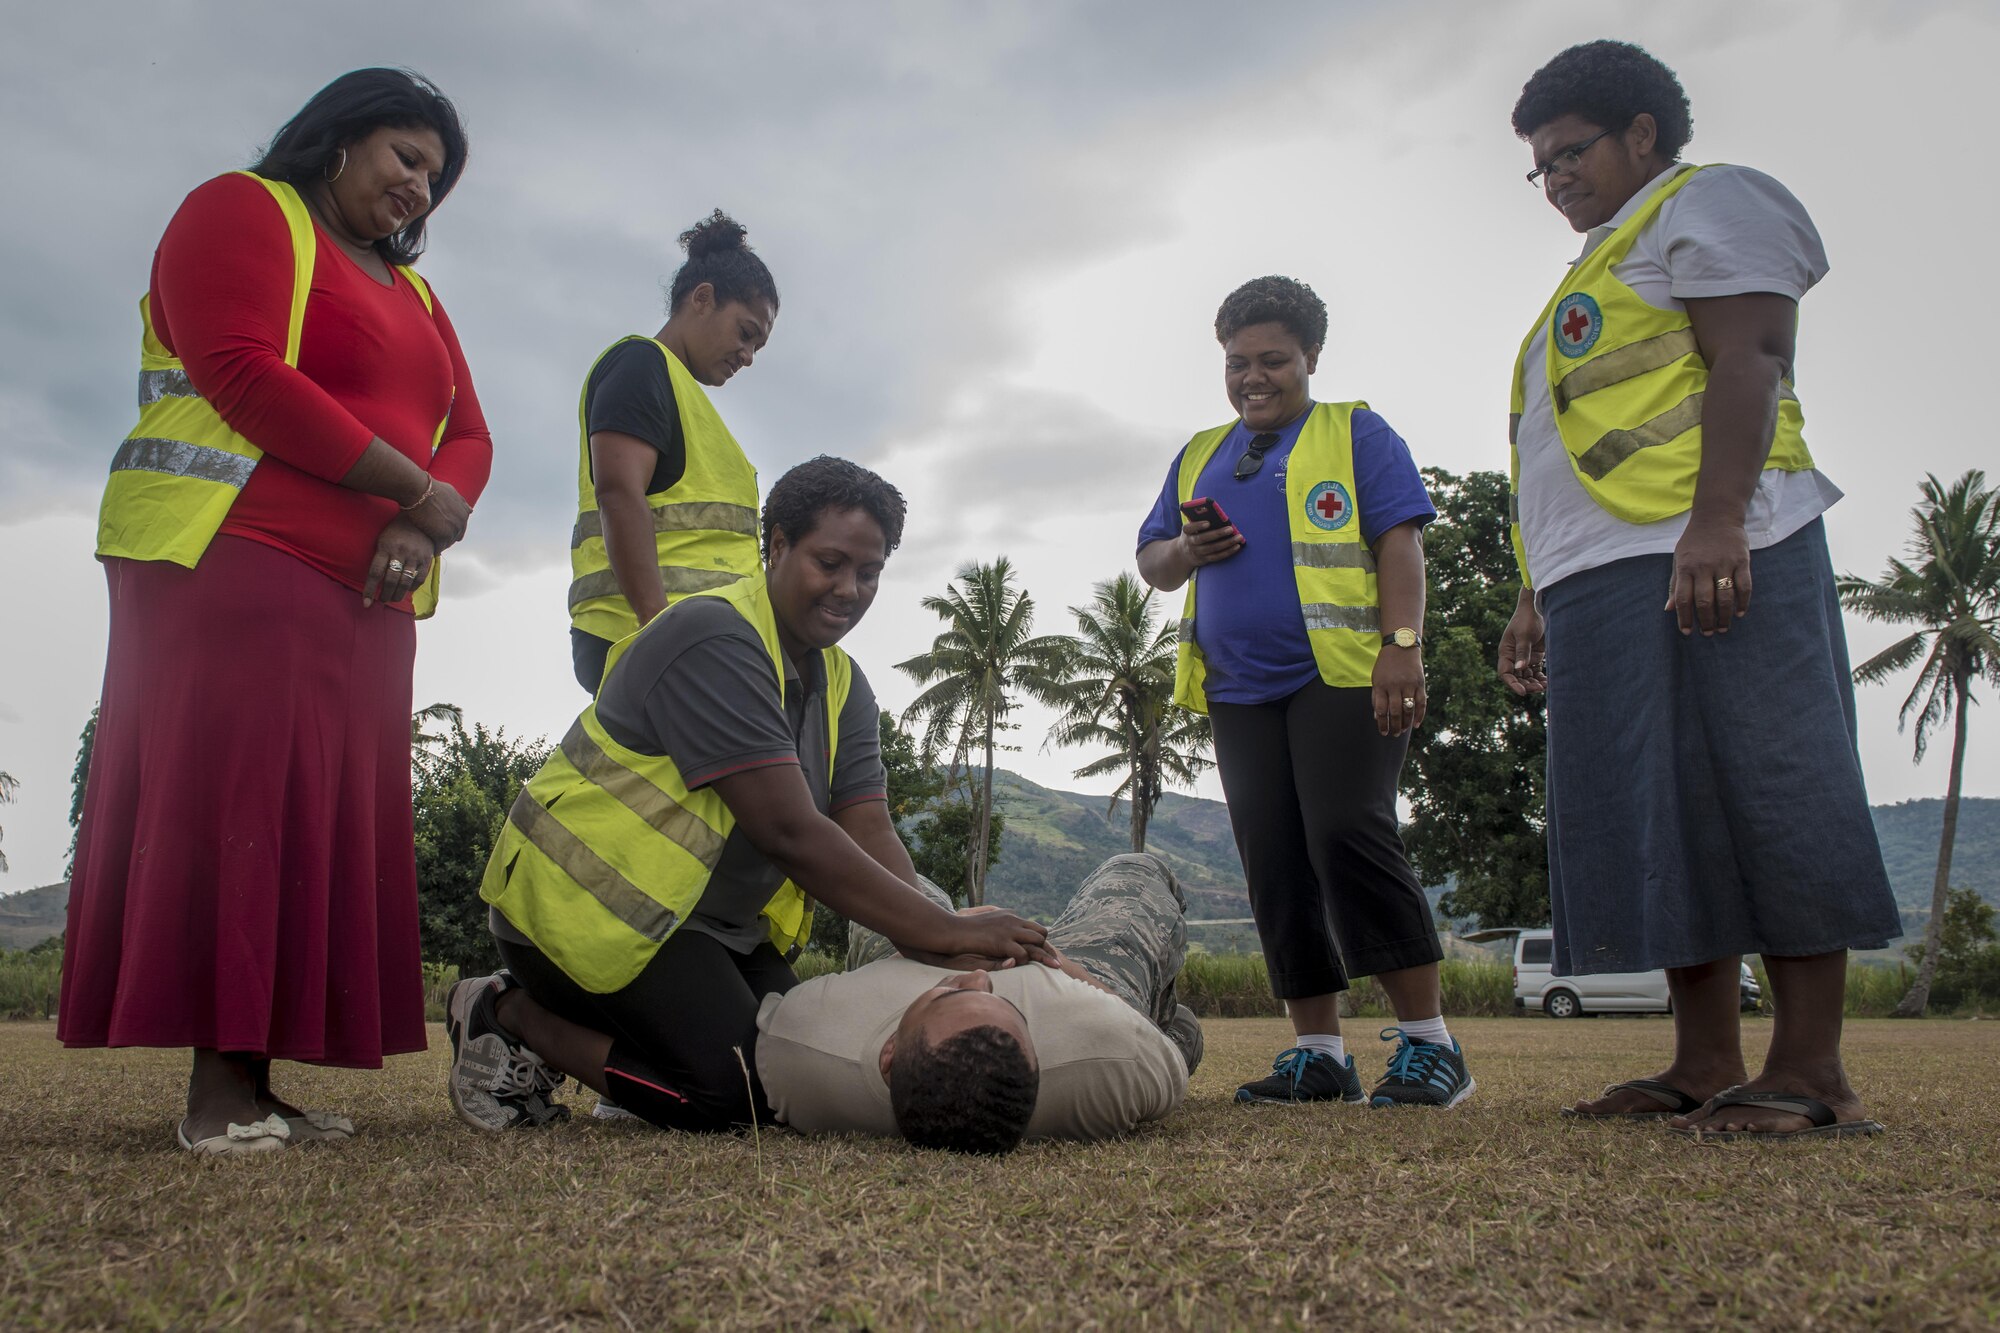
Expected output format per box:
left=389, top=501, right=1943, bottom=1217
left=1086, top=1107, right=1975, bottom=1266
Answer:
left=757, top=852, right=1201, bottom=1153
left=446, top=456, right=1049, bottom=1135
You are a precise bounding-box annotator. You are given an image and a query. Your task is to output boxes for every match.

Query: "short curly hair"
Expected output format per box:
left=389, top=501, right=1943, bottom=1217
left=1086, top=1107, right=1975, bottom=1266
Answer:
left=1214, top=276, right=1328, bottom=353
left=760, top=455, right=907, bottom=561
left=1512, top=40, right=1693, bottom=161
left=890, top=1024, right=1039, bottom=1156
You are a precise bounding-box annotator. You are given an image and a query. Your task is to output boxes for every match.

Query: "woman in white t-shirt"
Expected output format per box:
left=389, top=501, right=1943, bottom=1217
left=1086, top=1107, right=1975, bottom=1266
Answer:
left=1497, top=41, right=1900, bottom=1140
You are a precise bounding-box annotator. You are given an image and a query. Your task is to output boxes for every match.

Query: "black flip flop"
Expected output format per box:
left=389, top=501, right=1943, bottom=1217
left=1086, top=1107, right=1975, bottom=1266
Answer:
left=1560, top=1078, right=1704, bottom=1120
left=1673, top=1089, right=1886, bottom=1142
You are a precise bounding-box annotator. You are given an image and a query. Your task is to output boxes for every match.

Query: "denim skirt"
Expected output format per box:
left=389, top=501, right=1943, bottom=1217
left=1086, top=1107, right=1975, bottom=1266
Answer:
left=1540, top=519, right=1901, bottom=975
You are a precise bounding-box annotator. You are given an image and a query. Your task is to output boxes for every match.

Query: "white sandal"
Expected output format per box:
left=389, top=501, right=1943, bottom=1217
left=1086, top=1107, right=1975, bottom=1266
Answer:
left=282, top=1109, right=356, bottom=1142
left=176, top=1112, right=290, bottom=1157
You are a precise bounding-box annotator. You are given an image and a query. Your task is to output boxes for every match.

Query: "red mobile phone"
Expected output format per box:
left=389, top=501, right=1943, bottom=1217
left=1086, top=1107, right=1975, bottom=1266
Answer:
left=1179, top=496, right=1233, bottom=531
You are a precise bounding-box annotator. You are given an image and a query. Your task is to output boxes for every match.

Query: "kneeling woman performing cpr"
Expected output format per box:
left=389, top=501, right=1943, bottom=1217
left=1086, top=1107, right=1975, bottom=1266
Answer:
left=449, top=457, right=1048, bottom=1132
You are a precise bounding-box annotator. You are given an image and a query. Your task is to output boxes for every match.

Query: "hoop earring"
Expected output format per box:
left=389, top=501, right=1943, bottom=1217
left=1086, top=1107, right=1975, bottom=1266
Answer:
left=324, top=148, right=347, bottom=183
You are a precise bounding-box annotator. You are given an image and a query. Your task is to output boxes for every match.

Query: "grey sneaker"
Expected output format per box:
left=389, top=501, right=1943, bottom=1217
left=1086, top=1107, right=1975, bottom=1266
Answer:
left=445, top=973, right=569, bottom=1131
left=591, top=1096, right=640, bottom=1122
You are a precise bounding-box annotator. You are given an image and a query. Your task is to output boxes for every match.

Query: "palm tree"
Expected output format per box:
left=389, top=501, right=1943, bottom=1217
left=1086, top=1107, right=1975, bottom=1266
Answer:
left=897, top=558, right=1072, bottom=905
left=1046, top=573, right=1214, bottom=851
left=1838, top=470, right=2000, bottom=1017
left=412, top=702, right=465, bottom=773
left=0, top=770, right=17, bottom=874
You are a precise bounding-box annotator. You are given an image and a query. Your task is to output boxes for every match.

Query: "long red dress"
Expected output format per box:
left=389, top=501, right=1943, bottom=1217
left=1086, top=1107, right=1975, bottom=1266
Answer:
left=59, top=173, right=493, bottom=1066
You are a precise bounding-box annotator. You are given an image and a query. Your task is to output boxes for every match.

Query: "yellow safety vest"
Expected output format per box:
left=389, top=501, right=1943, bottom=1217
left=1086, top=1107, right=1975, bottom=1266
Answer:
left=567, top=336, right=763, bottom=644
left=482, top=575, right=852, bottom=992
left=1506, top=163, right=1815, bottom=586
left=96, top=171, right=453, bottom=615
left=1172, top=401, right=1380, bottom=713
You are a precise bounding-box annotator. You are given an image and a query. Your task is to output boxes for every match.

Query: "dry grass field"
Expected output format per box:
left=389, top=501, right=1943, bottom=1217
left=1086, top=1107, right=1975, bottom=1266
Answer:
left=3, top=1016, right=1997, bottom=1330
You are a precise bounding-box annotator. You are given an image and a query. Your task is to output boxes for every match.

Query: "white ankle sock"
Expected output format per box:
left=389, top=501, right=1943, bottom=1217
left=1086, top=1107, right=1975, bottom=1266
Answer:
left=1294, top=1033, right=1345, bottom=1062
left=1398, top=1015, right=1451, bottom=1046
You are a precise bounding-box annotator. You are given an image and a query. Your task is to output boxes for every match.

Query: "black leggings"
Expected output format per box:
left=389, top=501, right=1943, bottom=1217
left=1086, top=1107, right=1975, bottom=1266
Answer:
left=1209, top=679, right=1441, bottom=999
left=497, top=929, right=796, bottom=1133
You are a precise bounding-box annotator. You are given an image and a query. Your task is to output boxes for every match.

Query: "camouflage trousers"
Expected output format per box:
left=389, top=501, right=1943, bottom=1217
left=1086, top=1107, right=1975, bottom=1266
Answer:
left=847, top=853, right=1205, bottom=1074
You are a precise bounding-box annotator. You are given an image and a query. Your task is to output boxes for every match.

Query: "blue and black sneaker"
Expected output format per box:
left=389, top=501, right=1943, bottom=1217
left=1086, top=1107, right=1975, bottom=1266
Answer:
left=1235, top=1046, right=1364, bottom=1105
left=1369, top=1028, right=1475, bottom=1108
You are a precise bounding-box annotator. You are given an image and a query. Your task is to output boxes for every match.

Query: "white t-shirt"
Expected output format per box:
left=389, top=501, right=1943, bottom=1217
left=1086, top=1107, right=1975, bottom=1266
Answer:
left=755, top=957, right=1187, bottom=1142
left=1514, top=163, right=1843, bottom=591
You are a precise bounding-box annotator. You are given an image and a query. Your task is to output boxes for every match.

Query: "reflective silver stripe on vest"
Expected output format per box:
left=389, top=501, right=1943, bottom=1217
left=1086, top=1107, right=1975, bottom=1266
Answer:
left=109, top=437, right=256, bottom=489
left=506, top=788, right=681, bottom=941
left=1177, top=618, right=1196, bottom=643
left=1292, top=542, right=1377, bottom=572
left=565, top=566, right=746, bottom=613
left=558, top=721, right=727, bottom=870
left=1575, top=392, right=1705, bottom=481
left=138, top=369, right=200, bottom=407
left=1301, top=602, right=1381, bottom=633
left=571, top=500, right=760, bottom=548
left=1508, top=491, right=1520, bottom=525
left=1552, top=328, right=1699, bottom=413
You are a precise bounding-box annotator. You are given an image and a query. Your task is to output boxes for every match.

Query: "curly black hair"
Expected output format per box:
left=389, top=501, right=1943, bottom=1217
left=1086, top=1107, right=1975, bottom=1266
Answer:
left=251, top=68, right=468, bottom=267
left=890, top=1024, right=1039, bottom=1156
left=761, top=455, right=907, bottom=561
left=1214, top=276, right=1328, bottom=352
left=668, top=209, right=780, bottom=316
left=1512, top=40, right=1693, bottom=161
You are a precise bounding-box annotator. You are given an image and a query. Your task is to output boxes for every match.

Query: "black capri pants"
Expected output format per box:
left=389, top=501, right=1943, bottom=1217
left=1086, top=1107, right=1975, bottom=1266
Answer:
left=1210, top=678, right=1442, bottom=999
left=497, top=928, right=795, bottom=1133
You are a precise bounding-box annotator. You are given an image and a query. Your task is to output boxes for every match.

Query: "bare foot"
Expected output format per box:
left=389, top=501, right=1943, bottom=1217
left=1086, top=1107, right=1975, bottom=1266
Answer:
left=1672, top=1063, right=1872, bottom=1134
left=1566, top=1061, right=1745, bottom=1116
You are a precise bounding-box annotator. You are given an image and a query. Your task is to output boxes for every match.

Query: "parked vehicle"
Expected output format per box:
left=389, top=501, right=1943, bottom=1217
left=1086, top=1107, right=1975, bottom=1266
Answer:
left=1463, top=928, right=1762, bottom=1017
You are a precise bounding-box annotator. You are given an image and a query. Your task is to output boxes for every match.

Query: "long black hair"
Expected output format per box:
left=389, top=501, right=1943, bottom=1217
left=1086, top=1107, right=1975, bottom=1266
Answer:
left=669, top=209, right=780, bottom=315
left=251, top=68, right=469, bottom=266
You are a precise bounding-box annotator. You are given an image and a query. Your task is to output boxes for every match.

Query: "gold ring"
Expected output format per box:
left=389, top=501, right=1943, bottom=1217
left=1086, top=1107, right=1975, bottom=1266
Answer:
left=1715, top=576, right=1734, bottom=589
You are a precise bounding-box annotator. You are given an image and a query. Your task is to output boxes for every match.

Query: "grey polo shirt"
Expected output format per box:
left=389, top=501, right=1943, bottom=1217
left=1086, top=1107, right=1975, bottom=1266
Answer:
left=494, top=596, right=885, bottom=956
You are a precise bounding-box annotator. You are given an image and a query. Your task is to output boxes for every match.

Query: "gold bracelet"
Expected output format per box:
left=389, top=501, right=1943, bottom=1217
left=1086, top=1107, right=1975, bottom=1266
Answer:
left=401, top=476, right=435, bottom=511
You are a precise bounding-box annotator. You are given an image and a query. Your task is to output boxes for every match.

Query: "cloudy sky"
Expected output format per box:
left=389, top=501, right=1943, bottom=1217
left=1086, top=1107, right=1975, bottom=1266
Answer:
left=1, top=0, right=1993, bottom=889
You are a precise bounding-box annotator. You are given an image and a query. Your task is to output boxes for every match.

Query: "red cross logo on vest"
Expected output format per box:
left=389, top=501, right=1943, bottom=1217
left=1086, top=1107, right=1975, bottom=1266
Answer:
left=1553, top=292, right=1603, bottom=358
left=1305, top=480, right=1353, bottom=531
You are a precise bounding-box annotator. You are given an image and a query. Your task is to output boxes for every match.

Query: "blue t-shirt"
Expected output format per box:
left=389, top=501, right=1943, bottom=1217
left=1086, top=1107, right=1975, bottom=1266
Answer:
left=1136, top=405, right=1436, bottom=706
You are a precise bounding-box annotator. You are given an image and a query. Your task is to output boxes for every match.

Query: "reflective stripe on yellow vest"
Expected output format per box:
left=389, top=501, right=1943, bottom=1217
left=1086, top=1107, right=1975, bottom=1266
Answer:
left=96, top=172, right=454, bottom=615
left=567, top=337, right=763, bottom=643
left=482, top=575, right=851, bottom=992
left=1172, top=401, right=1380, bottom=713
left=1505, top=163, right=1814, bottom=586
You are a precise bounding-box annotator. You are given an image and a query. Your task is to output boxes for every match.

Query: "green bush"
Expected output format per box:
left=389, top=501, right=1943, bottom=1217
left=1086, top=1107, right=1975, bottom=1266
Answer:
left=0, top=935, right=64, bottom=1020
left=1174, top=953, right=1517, bottom=1020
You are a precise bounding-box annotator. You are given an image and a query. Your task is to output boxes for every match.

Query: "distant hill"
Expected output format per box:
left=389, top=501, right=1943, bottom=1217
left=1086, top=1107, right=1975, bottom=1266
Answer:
left=980, top=780, right=2000, bottom=931
left=2, top=794, right=1990, bottom=954
left=1868, top=798, right=2000, bottom=912
left=0, top=882, right=68, bottom=951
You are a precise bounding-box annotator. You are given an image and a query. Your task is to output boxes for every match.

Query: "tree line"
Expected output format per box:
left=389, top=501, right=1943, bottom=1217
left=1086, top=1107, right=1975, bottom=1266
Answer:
left=26, top=468, right=1998, bottom=1016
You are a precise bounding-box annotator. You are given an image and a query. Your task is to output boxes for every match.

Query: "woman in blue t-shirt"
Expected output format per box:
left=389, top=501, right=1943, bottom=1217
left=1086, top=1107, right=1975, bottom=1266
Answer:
left=1136, top=276, right=1471, bottom=1111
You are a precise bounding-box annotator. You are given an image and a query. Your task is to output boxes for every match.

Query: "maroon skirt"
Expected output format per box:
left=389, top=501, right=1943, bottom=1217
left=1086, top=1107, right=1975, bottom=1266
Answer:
left=59, top=536, right=426, bottom=1067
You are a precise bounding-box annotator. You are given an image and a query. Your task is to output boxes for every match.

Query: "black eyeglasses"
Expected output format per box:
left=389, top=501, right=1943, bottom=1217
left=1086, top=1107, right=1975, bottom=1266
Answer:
left=1526, top=126, right=1617, bottom=189
left=1235, top=433, right=1281, bottom=480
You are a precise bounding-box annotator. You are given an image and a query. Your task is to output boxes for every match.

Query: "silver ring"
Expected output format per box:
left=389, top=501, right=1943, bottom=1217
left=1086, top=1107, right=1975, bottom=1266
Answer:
left=388, top=560, right=405, bottom=573
left=1403, top=697, right=1416, bottom=709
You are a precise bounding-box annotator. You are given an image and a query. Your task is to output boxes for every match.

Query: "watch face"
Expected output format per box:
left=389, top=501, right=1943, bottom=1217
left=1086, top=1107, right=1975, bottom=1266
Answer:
left=1393, top=628, right=1418, bottom=648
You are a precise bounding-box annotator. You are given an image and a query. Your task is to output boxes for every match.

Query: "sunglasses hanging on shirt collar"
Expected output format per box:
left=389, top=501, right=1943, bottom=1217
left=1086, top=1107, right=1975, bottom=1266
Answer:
left=1234, top=433, right=1282, bottom=481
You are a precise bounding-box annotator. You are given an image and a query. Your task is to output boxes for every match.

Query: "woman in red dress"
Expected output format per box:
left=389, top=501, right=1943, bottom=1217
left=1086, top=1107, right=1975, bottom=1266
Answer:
left=60, top=68, right=493, bottom=1155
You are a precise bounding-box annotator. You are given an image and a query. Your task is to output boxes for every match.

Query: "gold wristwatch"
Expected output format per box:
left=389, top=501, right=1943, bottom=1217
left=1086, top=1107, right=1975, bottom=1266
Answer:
left=1386, top=627, right=1423, bottom=649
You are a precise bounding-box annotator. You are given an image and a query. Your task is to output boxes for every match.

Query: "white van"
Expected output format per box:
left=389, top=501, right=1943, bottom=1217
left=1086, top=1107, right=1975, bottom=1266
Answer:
left=1465, top=928, right=1761, bottom=1018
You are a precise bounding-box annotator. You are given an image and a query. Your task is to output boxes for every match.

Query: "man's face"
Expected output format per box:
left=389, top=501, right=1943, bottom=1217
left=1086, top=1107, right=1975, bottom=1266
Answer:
left=877, top=971, right=1036, bottom=1079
